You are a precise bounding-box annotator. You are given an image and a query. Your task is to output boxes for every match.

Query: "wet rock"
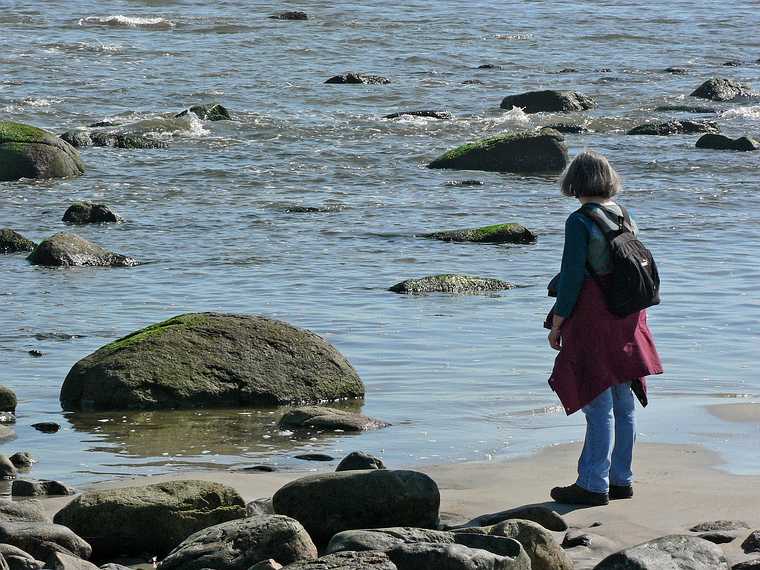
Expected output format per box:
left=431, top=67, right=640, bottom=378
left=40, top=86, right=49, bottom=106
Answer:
left=336, top=451, right=385, bottom=472
left=383, top=111, right=452, bottom=120
left=542, top=123, right=590, bottom=133
left=500, top=90, right=596, bottom=113
left=8, top=453, right=34, bottom=470
left=594, top=535, right=729, bottom=569
left=691, top=77, right=753, bottom=101
left=88, top=132, right=168, bottom=149
left=562, top=530, right=592, bottom=548
left=175, top=103, right=230, bottom=121
left=734, top=560, right=760, bottom=570
left=427, top=130, right=568, bottom=174
left=0, top=413, right=14, bottom=425
left=655, top=104, right=717, bottom=113
left=462, top=80, right=484, bottom=85
left=424, top=224, right=536, bottom=245
left=251, top=560, right=283, bottom=570
left=696, top=134, right=759, bottom=151
left=664, top=66, right=688, bottom=74
left=61, top=313, right=364, bottom=411
left=269, top=11, right=308, bottom=20
left=59, top=131, right=92, bottom=149
left=46, top=551, right=99, bottom=570
left=27, top=351, right=43, bottom=358
left=743, top=531, right=760, bottom=554
left=0, top=456, right=16, bottom=480
left=723, top=60, right=741, bottom=67
left=0, top=122, right=84, bottom=181
left=62, top=203, right=123, bottom=224
left=386, top=541, right=530, bottom=570
left=279, top=406, right=388, bottom=432
left=281, top=551, right=395, bottom=570
left=445, top=180, right=483, bottom=186
left=54, top=480, right=245, bottom=558
left=0, top=522, right=92, bottom=561
left=390, top=274, right=514, bottom=295
left=690, top=520, right=750, bottom=532
left=325, top=73, right=390, bottom=85
left=294, top=454, right=334, bottom=462
left=477, top=64, right=501, bottom=69
left=451, top=505, right=568, bottom=532
left=243, top=465, right=277, bottom=473
left=0, top=500, right=49, bottom=523
left=558, top=68, right=577, bottom=73
left=0, top=388, right=16, bottom=413
left=273, top=470, right=440, bottom=545
left=27, top=233, right=137, bottom=268
left=12, top=480, right=75, bottom=497
left=30, top=423, right=59, bottom=434
left=698, top=531, right=736, bottom=544
left=627, top=120, right=719, bottom=135
left=87, top=121, right=121, bottom=128
left=157, top=515, right=317, bottom=570
left=246, top=497, right=274, bottom=517
left=0, top=231, right=36, bottom=254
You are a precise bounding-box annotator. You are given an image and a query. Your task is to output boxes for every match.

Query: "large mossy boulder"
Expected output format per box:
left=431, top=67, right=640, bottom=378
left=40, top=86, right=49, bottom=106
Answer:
left=27, top=233, right=136, bottom=267
left=0, top=122, right=84, bottom=181
left=499, top=90, right=596, bottom=113
left=690, top=78, right=753, bottom=101
left=60, top=313, right=364, bottom=411
left=424, top=224, right=536, bottom=244
left=593, top=535, right=728, bottom=569
left=427, top=130, right=568, bottom=174
left=390, top=274, right=514, bottom=294
left=0, top=230, right=36, bottom=254
left=696, top=133, right=759, bottom=151
left=53, top=480, right=245, bottom=558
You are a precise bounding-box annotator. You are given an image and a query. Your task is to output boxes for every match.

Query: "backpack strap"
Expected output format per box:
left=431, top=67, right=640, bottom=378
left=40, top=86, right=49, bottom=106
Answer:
left=578, top=203, right=633, bottom=236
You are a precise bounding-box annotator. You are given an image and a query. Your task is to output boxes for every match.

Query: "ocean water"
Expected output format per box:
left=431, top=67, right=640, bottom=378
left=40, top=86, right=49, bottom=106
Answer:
left=1, top=1, right=759, bottom=485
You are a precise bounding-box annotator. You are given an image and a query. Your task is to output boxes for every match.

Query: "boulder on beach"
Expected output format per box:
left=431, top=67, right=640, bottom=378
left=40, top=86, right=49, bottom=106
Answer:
left=0, top=522, right=91, bottom=561
left=0, top=499, right=48, bottom=523
left=269, top=11, right=308, bottom=20
left=427, top=130, right=568, bottom=174
left=594, top=535, right=729, bottom=569
left=12, top=480, right=75, bottom=497
left=247, top=497, right=274, bottom=517
left=27, top=233, right=137, bottom=268
left=627, top=120, right=719, bottom=136
left=450, top=504, right=568, bottom=532
left=175, top=103, right=231, bottom=121
left=654, top=104, right=717, bottom=113
left=0, top=229, right=36, bottom=254
left=62, top=203, right=123, bottom=224
left=386, top=542, right=530, bottom=570
left=157, top=515, right=317, bottom=570
left=281, top=551, right=396, bottom=570
left=383, top=111, right=452, bottom=120
left=690, top=520, right=750, bottom=532
left=54, top=480, right=245, bottom=558
left=46, top=550, right=99, bottom=570
left=1, top=544, right=42, bottom=569
left=424, top=224, right=537, bottom=244
left=696, top=134, right=759, bottom=151
left=0, top=387, right=17, bottom=412
left=691, top=77, right=754, bottom=101
left=0, top=122, right=84, bottom=182
left=336, top=451, right=386, bottom=472
left=279, top=406, right=389, bottom=432
left=499, top=90, right=596, bottom=113
left=60, top=313, right=364, bottom=411
left=273, top=470, right=440, bottom=545
left=389, top=274, right=514, bottom=295
left=325, top=73, right=391, bottom=85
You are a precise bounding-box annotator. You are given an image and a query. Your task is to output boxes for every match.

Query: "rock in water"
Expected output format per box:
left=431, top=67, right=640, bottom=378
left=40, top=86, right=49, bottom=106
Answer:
left=424, top=224, right=536, bottom=244
left=542, top=123, right=590, bottom=133
left=336, top=451, right=386, bottom=472
left=157, top=515, right=317, bottom=570
left=175, top=104, right=231, bottom=121
left=27, top=233, right=137, bottom=268
left=269, top=11, right=308, bottom=20
left=279, top=406, right=389, bottom=432
left=88, top=131, right=168, bottom=149
left=500, top=90, right=596, bottom=113
left=389, top=274, right=514, bottom=294
left=54, top=480, right=245, bottom=558
left=59, top=130, right=93, bottom=148
left=593, top=535, right=729, bottom=569
left=691, top=77, right=753, bottom=101
left=272, top=470, right=440, bottom=545
left=30, top=422, right=59, bottom=433
left=627, top=120, right=719, bottom=135
left=0, top=230, right=36, bottom=254
left=62, top=203, right=123, bottom=224
left=0, top=122, right=84, bottom=181
left=696, top=134, right=759, bottom=151
left=383, top=111, right=452, bottom=120
left=427, top=130, right=568, bottom=174
left=281, top=551, right=396, bottom=570
left=325, top=73, right=391, bottom=85
left=0, top=522, right=92, bottom=561
left=0, top=387, right=17, bottom=412
left=60, top=313, right=364, bottom=410
left=654, top=105, right=717, bottom=113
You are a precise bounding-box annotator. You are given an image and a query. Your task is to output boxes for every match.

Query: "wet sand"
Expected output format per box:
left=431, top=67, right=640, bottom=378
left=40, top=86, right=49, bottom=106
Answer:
left=707, top=401, right=760, bottom=424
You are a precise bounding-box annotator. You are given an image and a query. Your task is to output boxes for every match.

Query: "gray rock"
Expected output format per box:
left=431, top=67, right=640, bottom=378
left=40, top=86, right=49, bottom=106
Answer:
left=60, top=313, right=364, bottom=411
left=62, top=203, right=123, bottom=224
left=0, top=522, right=92, bottom=561
left=325, top=74, right=390, bottom=85
left=0, top=389, right=16, bottom=413
left=427, top=130, right=568, bottom=174
left=383, top=111, right=452, bottom=120
left=242, top=465, right=277, bottom=472
left=0, top=122, right=84, bottom=181
left=387, top=542, right=530, bottom=570
left=175, top=104, right=231, bottom=121
left=30, top=423, right=59, bottom=434
left=562, top=530, right=592, bottom=548
left=53, top=480, right=245, bottom=558
left=424, top=224, right=536, bottom=244
left=12, top=480, right=74, bottom=497
left=157, top=515, right=317, bottom=570
left=691, top=77, right=754, bottom=101
left=0, top=543, right=42, bottom=569
left=59, top=131, right=92, bottom=149
left=593, top=534, right=729, bottom=569
left=250, top=560, right=283, bottom=570
left=389, top=275, right=514, bottom=295
left=246, top=497, right=274, bottom=517
left=655, top=105, right=717, bottom=113
left=0, top=231, right=36, bottom=255
left=696, top=134, right=759, bottom=151
left=627, top=120, right=719, bottom=135
left=743, top=531, right=760, bottom=554
left=27, top=233, right=137, bottom=268
left=698, top=531, right=736, bottom=544
left=0, top=457, right=16, bottom=481
left=335, top=452, right=385, bottom=472
left=88, top=131, right=168, bottom=149
left=273, top=470, right=440, bottom=544
left=98, top=565, right=133, bottom=570
left=279, top=407, right=388, bottom=432
left=46, top=551, right=99, bottom=570
left=281, top=551, right=396, bottom=570
left=450, top=505, right=568, bottom=532
left=269, top=11, right=308, bottom=20
left=0, top=501, right=49, bottom=523
left=500, top=90, right=596, bottom=113
left=690, top=520, right=749, bottom=532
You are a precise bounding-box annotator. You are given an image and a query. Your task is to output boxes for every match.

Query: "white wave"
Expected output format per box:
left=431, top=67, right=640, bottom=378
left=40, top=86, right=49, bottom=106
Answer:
left=23, top=97, right=60, bottom=107
left=721, top=105, right=760, bottom=120
left=78, top=15, right=175, bottom=29
left=492, top=105, right=532, bottom=128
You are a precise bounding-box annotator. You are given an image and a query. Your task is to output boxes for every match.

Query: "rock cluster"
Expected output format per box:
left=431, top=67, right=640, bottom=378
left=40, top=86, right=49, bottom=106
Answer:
left=696, top=134, right=759, bottom=151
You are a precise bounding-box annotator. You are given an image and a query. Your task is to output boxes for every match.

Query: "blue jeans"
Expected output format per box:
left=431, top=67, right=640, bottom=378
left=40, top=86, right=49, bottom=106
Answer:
left=576, top=383, right=636, bottom=494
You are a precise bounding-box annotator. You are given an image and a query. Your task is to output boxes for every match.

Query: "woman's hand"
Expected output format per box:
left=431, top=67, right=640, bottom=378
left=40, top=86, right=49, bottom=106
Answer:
left=548, top=327, right=562, bottom=351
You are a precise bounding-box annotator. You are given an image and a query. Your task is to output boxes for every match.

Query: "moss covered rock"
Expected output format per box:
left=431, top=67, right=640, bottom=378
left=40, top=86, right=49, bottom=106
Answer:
left=62, top=202, right=123, bottom=224
left=424, top=224, right=536, bottom=244
left=60, top=313, right=364, bottom=411
left=279, top=406, right=389, bottom=432
left=696, top=133, right=759, bottom=151
left=390, top=274, right=514, bottom=294
left=0, top=122, right=84, bottom=181
left=500, top=90, right=596, bottom=113
left=427, top=130, right=568, bottom=174
left=0, top=386, right=17, bottom=412
left=175, top=103, right=231, bottom=121
left=54, top=480, right=245, bottom=558
left=27, top=233, right=137, bottom=267
left=691, top=77, right=753, bottom=101
left=0, top=229, right=36, bottom=254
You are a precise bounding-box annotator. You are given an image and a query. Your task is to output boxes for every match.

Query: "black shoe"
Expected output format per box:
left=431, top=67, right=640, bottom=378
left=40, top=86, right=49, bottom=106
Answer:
left=609, top=484, right=634, bottom=500
left=550, top=483, right=609, bottom=506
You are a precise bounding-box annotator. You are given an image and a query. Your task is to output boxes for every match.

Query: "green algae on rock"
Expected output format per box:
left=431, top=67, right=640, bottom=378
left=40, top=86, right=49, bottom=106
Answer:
left=427, top=130, right=568, bottom=174
left=60, top=313, right=365, bottom=411
left=390, top=274, right=515, bottom=294
left=0, top=229, right=36, bottom=254
left=27, top=233, right=137, bottom=267
left=0, top=122, right=84, bottom=181
left=424, top=223, right=536, bottom=244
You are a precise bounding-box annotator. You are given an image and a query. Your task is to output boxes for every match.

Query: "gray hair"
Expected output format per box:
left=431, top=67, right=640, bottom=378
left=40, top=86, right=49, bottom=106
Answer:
left=560, top=150, right=621, bottom=198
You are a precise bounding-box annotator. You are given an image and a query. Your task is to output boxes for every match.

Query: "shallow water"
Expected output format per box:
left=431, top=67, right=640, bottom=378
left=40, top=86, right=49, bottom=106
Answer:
left=1, top=1, right=759, bottom=484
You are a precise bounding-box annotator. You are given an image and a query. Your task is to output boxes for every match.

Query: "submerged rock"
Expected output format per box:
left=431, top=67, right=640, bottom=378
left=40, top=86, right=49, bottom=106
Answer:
left=325, top=73, right=391, bottom=85
left=30, top=422, right=59, bottom=433
left=0, top=522, right=92, bottom=561
left=0, top=122, right=84, bottom=181
left=27, top=233, right=137, bottom=267
left=60, top=313, right=364, bottom=411
left=0, top=229, right=36, bottom=254
left=62, top=202, right=123, bottom=224
left=269, top=11, right=308, bottom=20
left=175, top=103, right=231, bottom=121
left=389, top=274, right=514, bottom=294
left=12, top=479, right=75, bottom=497
left=336, top=451, right=386, bottom=472
left=691, top=77, right=753, bottom=101
left=0, top=387, right=17, bottom=412
left=655, top=104, right=717, bottom=113
left=427, top=130, right=568, bottom=174
left=424, top=224, right=536, bottom=244
left=499, top=90, right=596, bottom=113
left=664, top=66, right=689, bottom=74
left=542, top=123, right=590, bottom=133
left=594, top=535, right=728, bottom=569
left=279, top=406, right=389, bottom=432
left=294, top=454, right=334, bottom=462
left=383, top=110, right=452, bottom=120
left=627, top=120, right=719, bottom=135
left=696, top=133, right=759, bottom=151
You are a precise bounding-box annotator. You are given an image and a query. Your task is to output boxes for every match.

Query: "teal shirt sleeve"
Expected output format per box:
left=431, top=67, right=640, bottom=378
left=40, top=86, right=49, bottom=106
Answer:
left=554, top=213, right=590, bottom=318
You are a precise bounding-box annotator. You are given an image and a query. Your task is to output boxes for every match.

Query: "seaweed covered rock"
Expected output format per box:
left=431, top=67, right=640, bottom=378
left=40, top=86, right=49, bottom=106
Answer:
left=424, top=224, right=536, bottom=244
left=691, top=77, right=753, bottom=101
left=390, top=274, right=514, bottom=294
left=696, top=134, right=759, bottom=151
left=60, top=313, right=364, bottom=411
left=325, top=73, right=390, bottom=85
left=54, top=480, right=245, bottom=558
left=500, top=90, right=596, bottom=113
left=384, top=111, right=452, bottom=120
left=0, top=122, right=84, bottom=181
left=427, top=130, right=568, bottom=174
left=62, top=202, right=123, bottom=224
left=27, top=233, right=137, bottom=267
left=279, top=407, right=388, bottom=432
left=175, top=103, right=231, bottom=121
left=627, top=120, right=719, bottom=136
left=0, top=229, right=36, bottom=254
left=594, top=535, right=728, bottom=569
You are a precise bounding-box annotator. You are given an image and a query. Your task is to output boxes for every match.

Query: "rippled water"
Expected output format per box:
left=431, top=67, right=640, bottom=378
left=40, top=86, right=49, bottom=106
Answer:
left=1, top=1, right=759, bottom=484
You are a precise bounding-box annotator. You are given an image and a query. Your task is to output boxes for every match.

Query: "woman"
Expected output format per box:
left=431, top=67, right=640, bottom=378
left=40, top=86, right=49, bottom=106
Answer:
left=547, top=150, right=663, bottom=507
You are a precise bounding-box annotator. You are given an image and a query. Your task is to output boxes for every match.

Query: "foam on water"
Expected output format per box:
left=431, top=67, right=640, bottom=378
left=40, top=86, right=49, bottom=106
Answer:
left=721, top=105, right=760, bottom=120
left=78, top=15, right=176, bottom=29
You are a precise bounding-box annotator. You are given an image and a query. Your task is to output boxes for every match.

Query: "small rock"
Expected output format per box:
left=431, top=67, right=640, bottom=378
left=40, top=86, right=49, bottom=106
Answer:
left=59, top=131, right=92, bottom=148
left=0, top=499, right=49, bottom=522
left=30, top=423, right=59, bottom=433
left=691, top=77, right=754, bottom=101
left=594, top=535, right=728, bottom=569
left=0, top=387, right=17, bottom=412
left=445, top=180, right=484, bottom=186
left=387, top=541, right=530, bottom=570
left=0, top=455, right=17, bottom=480
left=690, top=521, right=750, bottom=532
left=462, top=79, right=484, bottom=85
left=62, top=203, right=123, bottom=224
left=242, top=465, right=276, bottom=472
left=743, top=531, right=760, bottom=554
left=627, top=120, right=719, bottom=135
left=424, top=224, right=537, bottom=245
left=9, top=452, right=35, bottom=469
left=87, top=121, right=121, bottom=128
left=0, top=230, right=36, bottom=254
left=383, top=110, right=451, bottom=120
left=389, top=274, right=514, bottom=295
left=46, top=551, right=99, bottom=570
left=294, top=454, right=334, bottom=462
left=723, top=60, right=741, bottom=67
left=500, top=90, right=596, bottom=113
left=246, top=497, right=274, bottom=517
left=12, top=480, right=75, bottom=497
left=27, top=233, right=137, bottom=268
left=477, top=64, right=501, bottom=69
left=450, top=505, right=568, bottom=532
left=664, top=66, right=688, bottom=74
left=734, top=560, right=760, bottom=570
left=699, top=531, right=737, bottom=544
left=325, top=73, right=390, bottom=85
left=269, top=11, right=308, bottom=20
left=250, top=560, right=283, bottom=570
left=655, top=105, right=717, bottom=113
left=28, top=351, right=43, bottom=358
left=542, top=123, right=590, bottom=134
left=557, top=68, right=577, bottom=73
left=696, top=134, right=759, bottom=151
left=562, top=530, right=592, bottom=548
left=175, top=104, right=231, bottom=121
left=597, top=68, right=613, bottom=72
left=279, top=406, right=389, bottom=432
left=470, top=519, right=572, bottom=570
left=336, top=451, right=385, bottom=472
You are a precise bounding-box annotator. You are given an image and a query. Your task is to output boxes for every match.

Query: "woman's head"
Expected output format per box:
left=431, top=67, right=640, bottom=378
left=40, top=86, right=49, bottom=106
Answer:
left=560, top=150, right=621, bottom=198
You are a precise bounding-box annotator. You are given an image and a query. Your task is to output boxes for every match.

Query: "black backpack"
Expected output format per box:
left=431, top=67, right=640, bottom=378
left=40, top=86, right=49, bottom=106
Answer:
left=579, top=203, right=660, bottom=316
